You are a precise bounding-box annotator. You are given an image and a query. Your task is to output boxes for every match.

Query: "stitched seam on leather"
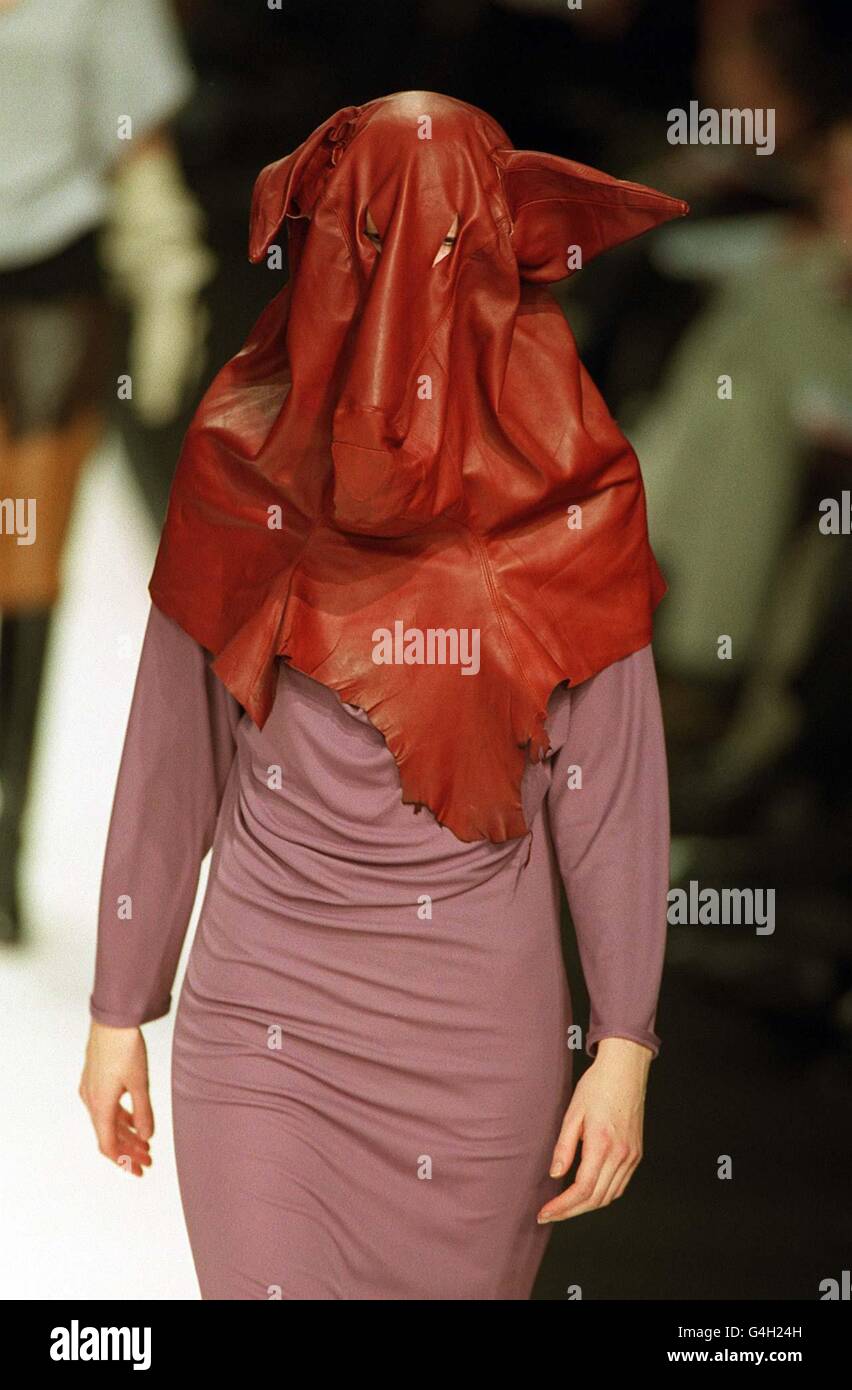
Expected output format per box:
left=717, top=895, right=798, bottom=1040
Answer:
left=332, top=202, right=357, bottom=262
left=256, top=516, right=324, bottom=691
left=467, top=525, right=548, bottom=725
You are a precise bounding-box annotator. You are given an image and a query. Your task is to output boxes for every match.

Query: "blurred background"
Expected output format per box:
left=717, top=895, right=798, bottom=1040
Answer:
left=0, top=0, right=849, bottom=1299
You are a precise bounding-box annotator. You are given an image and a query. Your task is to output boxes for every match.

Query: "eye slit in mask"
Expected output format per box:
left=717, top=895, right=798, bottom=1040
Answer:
left=363, top=208, right=459, bottom=264
left=364, top=207, right=382, bottom=250
left=432, top=213, right=459, bottom=267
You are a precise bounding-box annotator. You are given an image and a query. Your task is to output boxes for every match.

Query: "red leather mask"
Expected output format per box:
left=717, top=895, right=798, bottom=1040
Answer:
left=150, top=91, right=688, bottom=842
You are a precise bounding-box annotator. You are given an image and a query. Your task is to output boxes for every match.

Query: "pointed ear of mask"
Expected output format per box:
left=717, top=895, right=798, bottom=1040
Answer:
left=248, top=105, right=361, bottom=264
left=492, top=148, right=689, bottom=283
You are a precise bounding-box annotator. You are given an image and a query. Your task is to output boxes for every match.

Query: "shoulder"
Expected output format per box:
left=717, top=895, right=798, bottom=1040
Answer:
left=543, top=644, right=657, bottom=751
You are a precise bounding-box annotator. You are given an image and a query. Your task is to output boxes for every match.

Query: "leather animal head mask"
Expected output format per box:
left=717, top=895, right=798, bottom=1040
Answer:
left=150, top=92, right=688, bottom=842
left=246, top=91, right=686, bottom=535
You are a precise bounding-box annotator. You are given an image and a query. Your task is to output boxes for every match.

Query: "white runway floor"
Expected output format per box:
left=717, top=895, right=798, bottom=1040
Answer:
left=1, top=433, right=206, bottom=1300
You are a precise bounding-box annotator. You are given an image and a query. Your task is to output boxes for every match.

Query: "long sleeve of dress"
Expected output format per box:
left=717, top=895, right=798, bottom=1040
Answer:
left=544, top=644, right=670, bottom=1060
left=89, top=602, right=243, bottom=1028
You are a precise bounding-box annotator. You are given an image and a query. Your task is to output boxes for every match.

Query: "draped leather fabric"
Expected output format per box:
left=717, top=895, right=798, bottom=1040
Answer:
left=149, top=91, right=688, bottom=843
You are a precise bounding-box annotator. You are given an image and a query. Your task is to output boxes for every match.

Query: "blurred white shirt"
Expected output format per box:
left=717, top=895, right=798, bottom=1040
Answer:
left=0, top=0, right=194, bottom=268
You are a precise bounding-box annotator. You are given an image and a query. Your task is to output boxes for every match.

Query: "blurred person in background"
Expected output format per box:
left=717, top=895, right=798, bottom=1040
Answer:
left=0, top=0, right=214, bottom=942
left=624, top=0, right=851, bottom=762
left=599, top=0, right=852, bottom=1041
left=646, top=100, right=852, bottom=1040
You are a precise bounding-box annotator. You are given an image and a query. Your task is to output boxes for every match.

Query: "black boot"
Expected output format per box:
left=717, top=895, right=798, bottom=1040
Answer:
left=0, top=608, right=53, bottom=943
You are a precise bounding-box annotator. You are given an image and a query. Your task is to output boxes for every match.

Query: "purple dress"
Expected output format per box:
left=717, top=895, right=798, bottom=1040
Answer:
left=90, top=602, right=669, bottom=1300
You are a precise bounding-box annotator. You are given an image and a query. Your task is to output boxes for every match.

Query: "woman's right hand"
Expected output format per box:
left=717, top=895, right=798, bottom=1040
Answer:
left=79, top=1022, right=154, bottom=1177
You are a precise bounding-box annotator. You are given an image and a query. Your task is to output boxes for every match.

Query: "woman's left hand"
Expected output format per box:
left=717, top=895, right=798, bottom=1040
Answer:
left=537, top=1037, right=652, bottom=1223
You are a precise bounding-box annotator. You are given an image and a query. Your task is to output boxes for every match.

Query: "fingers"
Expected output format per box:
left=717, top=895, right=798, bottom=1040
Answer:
left=79, top=1081, right=153, bottom=1178
left=79, top=1025, right=155, bottom=1177
left=92, top=1104, right=151, bottom=1178
left=600, top=1141, right=641, bottom=1206
left=538, top=1125, right=640, bottom=1223
left=129, top=1083, right=155, bottom=1143
left=548, top=1106, right=582, bottom=1180
left=537, top=1128, right=613, bottom=1223
left=116, top=1108, right=153, bottom=1176
left=88, top=1098, right=119, bottom=1166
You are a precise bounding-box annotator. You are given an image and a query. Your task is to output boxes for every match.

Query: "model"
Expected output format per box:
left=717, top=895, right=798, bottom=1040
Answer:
left=82, top=91, right=687, bottom=1300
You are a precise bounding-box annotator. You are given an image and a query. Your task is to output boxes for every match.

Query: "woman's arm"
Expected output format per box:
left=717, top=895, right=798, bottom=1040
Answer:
left=81, top=600, right=242, bottom=1177
left=545, top=642, right=670, bottom=1059
left=89, top=600, right=243, bottom=1027
left=538, top=643, right=670, bottom=1222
